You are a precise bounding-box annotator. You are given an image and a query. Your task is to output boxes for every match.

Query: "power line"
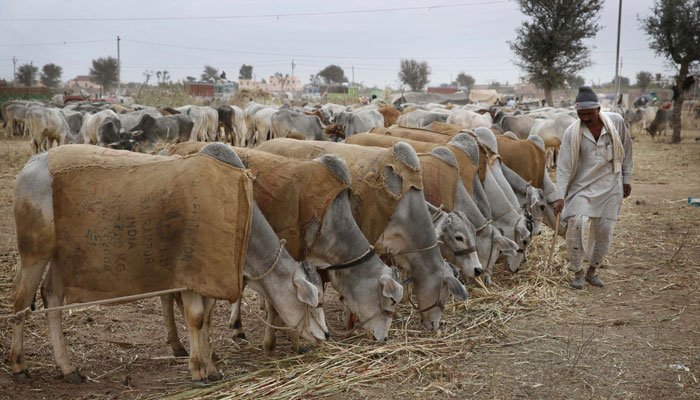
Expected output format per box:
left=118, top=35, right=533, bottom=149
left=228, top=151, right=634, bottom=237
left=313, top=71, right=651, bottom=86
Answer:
left=0, top=39, right=113, bottom=47
left=0, top=1, right=509, bottom=22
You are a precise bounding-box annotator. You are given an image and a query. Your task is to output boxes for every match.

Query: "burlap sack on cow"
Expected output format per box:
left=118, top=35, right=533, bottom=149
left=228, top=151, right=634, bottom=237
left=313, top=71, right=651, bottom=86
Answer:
left=257, top=140, right=423, bottom=245
left=417, top=152, right=458, bottom=212
left=48, top=144, right=253, bottom=303
left=163, top=143, right=350, bottom=260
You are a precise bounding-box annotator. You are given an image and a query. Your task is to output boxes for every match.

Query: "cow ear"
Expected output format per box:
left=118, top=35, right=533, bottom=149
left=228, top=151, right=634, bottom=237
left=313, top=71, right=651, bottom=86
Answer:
left=494, top=235, right=519, bottom=257
left=379, top=275, right=403, bottom=304
left=444, top=273, right=468, bottom=301
left=107, top=141, right=121, bottom=149
left=293, top=273, right=319, bottom=307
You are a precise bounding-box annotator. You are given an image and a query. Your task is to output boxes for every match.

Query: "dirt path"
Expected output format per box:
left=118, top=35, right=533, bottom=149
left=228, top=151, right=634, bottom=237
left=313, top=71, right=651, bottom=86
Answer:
left=0, top=132, right=698, bottom=399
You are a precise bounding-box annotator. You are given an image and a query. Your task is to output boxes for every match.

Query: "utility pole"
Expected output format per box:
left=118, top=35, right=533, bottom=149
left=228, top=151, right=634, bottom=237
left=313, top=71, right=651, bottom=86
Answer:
left=12, top=56, right=17, bottom=86
left=613, top=0, right=622, bottom=107
left=291, top=59, right=295, bottom=93
left=352, top=66, right=355, bottom=85
left=117, top=35, right=121, bottom=95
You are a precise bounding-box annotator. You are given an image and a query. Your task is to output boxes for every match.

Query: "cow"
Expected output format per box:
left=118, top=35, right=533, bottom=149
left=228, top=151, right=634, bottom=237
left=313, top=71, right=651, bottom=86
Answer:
left=162, top=143, right=404, bottom=342
left=24, top=107, right=73, bottom=153
left=378, top=106, right=400, bottom=127
left=633, top=106, right=658, bottom=134
left=202, top=106, right=219, bottom=141
left=646, top=108, right=672, bottom=139
left=259, top=139, right=469, bottom=331
left=528, top=113, right=576, bottom=169
left=397, top=109, right=449, bottom=128
left=58, top=109, right=84, bottom=139
left=114, top=114, right=194, bottom=153
left=244, top=102, right=273, bottom=146
left=117, top=108, right=162, bottom=133
left=447, top=109, right=493, bottom=129
left=348, top=133, right=518, bottom=284
left=9, top=143, right=328, bottom=383
left=176, top=105, right=207, bottom=141
left=252, top=107, right=277, bottom=145
left=325, top=109, right=384, bottom=140
left=77, top=109, right=120, bottom=145
left=500, top=115, right=535, bottom=139
left=271, top=109, right=324, bottom=141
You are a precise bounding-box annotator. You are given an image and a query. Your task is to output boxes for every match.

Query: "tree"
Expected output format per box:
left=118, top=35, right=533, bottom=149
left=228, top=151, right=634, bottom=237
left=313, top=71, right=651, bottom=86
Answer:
left=635, top=71, right=653, bottom=91
left=489, top=81, right=502, bottom=89
left=398, top=59, right=431, bottom=91
left=16, top=63, right=38, bottom=87
left=201, top=65, right=219, bottom=81
left=318, top=65, right=347, bottom=85
left=455, top=72, right=475, bottom=90
left=566, top=74, right=586, bottom=90
left=186, top=76, right=196, bottom=82
left=611, top=76, right=630, bottom=88
left=309, top=74, right=322, bottom=86
left=239, top=64, right=253, bottom=80
left=89, top=56, right=119, bottom=95
left=640, top=0, right=700, bottom=143
left=156, top=70, right=170, bottom=85
left=40, top=63, right=62, bottom=88
left=509, top=0, right=603, bottom=106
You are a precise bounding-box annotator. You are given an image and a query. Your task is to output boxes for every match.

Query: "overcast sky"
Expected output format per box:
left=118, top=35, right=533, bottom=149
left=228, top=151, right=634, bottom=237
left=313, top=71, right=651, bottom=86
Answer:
left=0, top=0, right=676, bottom=89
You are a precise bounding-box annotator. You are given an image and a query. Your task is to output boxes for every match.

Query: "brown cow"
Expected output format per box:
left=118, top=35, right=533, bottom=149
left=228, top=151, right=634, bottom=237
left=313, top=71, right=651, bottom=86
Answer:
left=378, top=106, right=400, bottom=127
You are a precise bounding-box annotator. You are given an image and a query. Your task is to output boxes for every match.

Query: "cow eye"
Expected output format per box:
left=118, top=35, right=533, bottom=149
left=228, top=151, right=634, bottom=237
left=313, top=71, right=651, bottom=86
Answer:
left=540, top=205, right=545, bottom=211
left=456, top=236, right=464, bottom=242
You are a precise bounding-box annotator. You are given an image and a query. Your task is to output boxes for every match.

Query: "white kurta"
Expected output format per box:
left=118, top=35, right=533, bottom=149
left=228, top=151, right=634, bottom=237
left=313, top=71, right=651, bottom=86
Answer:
left=555, top=112, right=633, bottom=221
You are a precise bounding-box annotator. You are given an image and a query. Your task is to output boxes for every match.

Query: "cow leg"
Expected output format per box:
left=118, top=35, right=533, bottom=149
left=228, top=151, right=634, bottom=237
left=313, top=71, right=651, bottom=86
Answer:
left=41, top=260, right=85, bottom=383
left=160, top=293, right=188, bottom=357
left=262, top=300, right=277, bottom=353
left=181, top=291, right=220, bottom=382
left=228, top=281, right=247, bottom=337
left=228, top=299, right=246, bottom=338
left=10, top=258, right=49, bottom=381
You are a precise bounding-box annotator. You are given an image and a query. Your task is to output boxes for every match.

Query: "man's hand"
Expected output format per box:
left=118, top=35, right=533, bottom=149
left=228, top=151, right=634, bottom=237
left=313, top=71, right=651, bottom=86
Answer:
left=623, top=183, right=632, bottom=198
left=551, top=199, right=564, bottom=215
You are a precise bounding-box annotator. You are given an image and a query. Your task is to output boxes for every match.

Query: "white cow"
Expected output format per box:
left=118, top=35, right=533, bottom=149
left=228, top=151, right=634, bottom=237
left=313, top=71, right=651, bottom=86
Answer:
left=25, top=107, right=73, bottom=153
left=78, top=109, right=120, bottom=145
left=447, top=109, right=493, bottom=129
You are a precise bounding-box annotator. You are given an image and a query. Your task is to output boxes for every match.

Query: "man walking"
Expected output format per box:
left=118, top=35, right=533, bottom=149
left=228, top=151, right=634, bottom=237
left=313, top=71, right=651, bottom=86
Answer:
left=552, top=86, right=633, bottom=289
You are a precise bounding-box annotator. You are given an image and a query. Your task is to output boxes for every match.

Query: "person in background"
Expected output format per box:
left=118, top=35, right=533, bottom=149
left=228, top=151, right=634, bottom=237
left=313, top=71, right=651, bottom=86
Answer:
left=552, top=86, right=633, bottom=290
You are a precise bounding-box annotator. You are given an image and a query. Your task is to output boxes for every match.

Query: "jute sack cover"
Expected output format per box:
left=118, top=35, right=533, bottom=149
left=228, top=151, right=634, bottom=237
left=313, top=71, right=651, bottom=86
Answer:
left=417, top=153, right=458, bottom=211
left=48, top=144, right=253, bottom=303
left=162, top=143, right=349, bottom=260
left=257, top=139, right=423, bottom=245
left=495, top=136, right=546, bottom=189
left=371, top=126, right=453, bottom=143
left=429, top=121, right=467, bottom=136
left=347, top=132, right=479, bottom=195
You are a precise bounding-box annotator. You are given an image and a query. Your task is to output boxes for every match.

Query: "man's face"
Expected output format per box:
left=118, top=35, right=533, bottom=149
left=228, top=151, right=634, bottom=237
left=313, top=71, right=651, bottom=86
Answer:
left=577, top=107, right=600, bottom=126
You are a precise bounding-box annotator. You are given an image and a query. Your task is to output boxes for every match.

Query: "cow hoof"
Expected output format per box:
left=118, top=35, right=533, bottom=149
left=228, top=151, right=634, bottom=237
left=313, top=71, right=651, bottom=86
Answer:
left=173, top=348, right=189, bottom=357
left=64, top=370, right=86, bottom=384
left=234, top=332, right=246, bottom=340
left=12, top=370, right=31, bottom=382
left=296, top=345, right=311, bottom=354
left=211, top=352, right=221, bottom=362
left=483, top=276, right=493, bottom=287
left=207, top=371, right=223, bottom=382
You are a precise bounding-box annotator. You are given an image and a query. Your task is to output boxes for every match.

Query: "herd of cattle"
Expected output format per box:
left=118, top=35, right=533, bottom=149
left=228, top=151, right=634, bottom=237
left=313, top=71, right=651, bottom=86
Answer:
left=0, top=95, right=690, bottom=383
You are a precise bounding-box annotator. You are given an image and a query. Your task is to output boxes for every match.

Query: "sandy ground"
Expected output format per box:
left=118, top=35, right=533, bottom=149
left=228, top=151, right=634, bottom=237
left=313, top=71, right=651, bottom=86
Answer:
left=0, top=129, right=698, bottom=399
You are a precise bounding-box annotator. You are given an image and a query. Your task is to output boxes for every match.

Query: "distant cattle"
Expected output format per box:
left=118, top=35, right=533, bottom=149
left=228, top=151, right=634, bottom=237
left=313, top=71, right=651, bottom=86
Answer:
left=646, top=108, right=672, bottom=139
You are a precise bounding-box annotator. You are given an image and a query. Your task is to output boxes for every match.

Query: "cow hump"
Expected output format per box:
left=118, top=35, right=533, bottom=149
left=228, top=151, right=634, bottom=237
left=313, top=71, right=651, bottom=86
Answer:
left=315, top=154, right=351, bottom=186
left=449, top=133, right=480, bottom=164
left=430, top=146, right=458, bottom=168
left=201, top=143, right=244, bottom=168
left=391, top=141, right=420, bottom=170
